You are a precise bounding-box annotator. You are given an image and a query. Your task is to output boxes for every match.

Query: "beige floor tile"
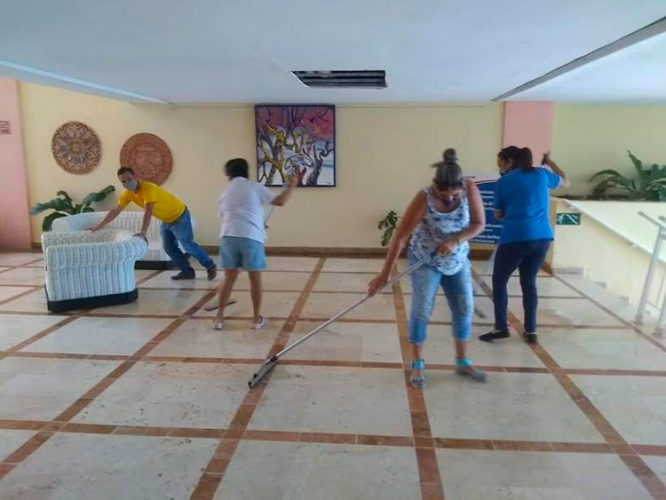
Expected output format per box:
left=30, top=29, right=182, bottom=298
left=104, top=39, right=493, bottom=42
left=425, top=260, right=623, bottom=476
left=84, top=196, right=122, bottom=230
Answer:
left=301, top=292, right=397, bottom=321
left=573, top=375, right=666, bottom=445
left=248, top=365, right=411, bottom=436
left=0, top=433, right=218, bottom=499
left=0, top=267, right=45, bottom=286
left=438, top=449, right=651, bottom=500
left=539, top=328, right=666, bottom=370
left=425, top=372, right=603, bottom=442
left=24, top=317, right=172, bottom=355
left=284, top=321, right=403, bottom=363
left=509, top=297, right=625, bottom=327
left=199, top=291, right=300, bottom=318
left=0, top=314, right=68, bottom=350
left=216, top=441, right=420, bottom=500
left=151, top=318, right=282, bottom=359
left=96, top=288, right=208, bottom=316
left=0, top=357, right=120, bottom=420
left=74, top=361, right=249, bottom=429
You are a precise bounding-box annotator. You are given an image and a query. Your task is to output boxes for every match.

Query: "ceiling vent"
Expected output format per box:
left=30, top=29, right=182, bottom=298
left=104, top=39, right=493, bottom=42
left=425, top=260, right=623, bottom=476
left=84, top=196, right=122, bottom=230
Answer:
left=292, top=70, right=386, bottom=89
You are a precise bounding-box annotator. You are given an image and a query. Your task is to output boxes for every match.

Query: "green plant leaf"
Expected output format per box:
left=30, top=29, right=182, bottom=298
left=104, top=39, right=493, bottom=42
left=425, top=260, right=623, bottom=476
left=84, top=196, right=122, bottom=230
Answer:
left=55, top=191, right=75, bottom=211
left=42, top=212, right=68, bottom=231
left=81, top=185, right=115, bottom=210
left=29, top=198, right=74, bottom=214
left=589, top=169, right=628, bottom=182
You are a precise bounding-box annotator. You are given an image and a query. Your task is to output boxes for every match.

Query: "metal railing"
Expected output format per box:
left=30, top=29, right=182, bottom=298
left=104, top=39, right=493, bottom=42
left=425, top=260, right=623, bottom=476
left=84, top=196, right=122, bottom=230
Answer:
left=635, top=211, right=666, bottom=337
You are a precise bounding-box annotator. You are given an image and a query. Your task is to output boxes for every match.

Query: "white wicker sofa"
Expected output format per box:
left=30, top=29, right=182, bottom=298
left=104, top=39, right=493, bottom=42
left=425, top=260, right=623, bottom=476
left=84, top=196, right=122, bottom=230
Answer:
left=51, top=211, right=193, bottom=269
left=42, top=229, right=147, bottom=312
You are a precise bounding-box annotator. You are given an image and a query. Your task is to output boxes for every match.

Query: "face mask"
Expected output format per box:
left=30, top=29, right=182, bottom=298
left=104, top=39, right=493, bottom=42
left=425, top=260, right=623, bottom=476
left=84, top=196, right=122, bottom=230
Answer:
left=127, top=180, right=138, bottom=191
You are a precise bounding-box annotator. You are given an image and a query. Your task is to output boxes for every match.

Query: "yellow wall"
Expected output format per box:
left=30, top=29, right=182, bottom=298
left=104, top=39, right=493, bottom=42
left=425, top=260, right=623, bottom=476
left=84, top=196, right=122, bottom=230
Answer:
left=552, top=104, right=666, bottom=195
left=20, top=82, right=502, bottom=247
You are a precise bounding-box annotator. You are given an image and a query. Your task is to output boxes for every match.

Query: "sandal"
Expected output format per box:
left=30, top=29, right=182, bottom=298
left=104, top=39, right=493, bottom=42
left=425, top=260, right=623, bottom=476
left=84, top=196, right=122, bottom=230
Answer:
left=455, top=358, right=487, bottom=383
left=251, top=316, right=268, bottom=330
left=409, top=359, right=426, bottom=389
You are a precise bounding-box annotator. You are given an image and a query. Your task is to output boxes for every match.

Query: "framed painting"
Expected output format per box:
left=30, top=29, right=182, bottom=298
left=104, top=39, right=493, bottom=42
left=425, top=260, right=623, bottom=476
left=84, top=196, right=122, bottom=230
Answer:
left=255, top=104, right=335, bottom=187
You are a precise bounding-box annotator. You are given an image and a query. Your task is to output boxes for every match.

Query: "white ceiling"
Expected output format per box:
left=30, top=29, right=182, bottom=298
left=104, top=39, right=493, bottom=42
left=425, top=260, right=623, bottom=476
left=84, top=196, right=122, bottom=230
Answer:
left=1, top=0, right=664, bottom=103
left=509, top=31, right=666, bottom=102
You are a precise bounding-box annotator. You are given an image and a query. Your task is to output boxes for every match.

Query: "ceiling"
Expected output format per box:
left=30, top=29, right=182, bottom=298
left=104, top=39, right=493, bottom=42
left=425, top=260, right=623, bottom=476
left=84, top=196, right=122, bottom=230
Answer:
left=1, top=0, right=665, bottom=103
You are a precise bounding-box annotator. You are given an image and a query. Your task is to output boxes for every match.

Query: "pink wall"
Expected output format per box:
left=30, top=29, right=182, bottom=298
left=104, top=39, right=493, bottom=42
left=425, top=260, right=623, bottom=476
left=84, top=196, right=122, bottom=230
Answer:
left=0, top=78, right=32, bottom=250
left=502, top=101, right=554, bottom=159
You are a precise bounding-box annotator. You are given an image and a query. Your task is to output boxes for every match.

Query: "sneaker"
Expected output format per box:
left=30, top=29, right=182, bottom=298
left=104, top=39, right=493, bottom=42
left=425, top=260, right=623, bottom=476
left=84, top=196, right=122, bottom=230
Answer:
left=171, top=270, right=195, bottom=280
left=212, top=319, right=224, bottom=330
left=478, top=329, right=510, bottom=342
left=206, top=265, right=217, bottom=281
left=524, top=332, right=538, bottom=344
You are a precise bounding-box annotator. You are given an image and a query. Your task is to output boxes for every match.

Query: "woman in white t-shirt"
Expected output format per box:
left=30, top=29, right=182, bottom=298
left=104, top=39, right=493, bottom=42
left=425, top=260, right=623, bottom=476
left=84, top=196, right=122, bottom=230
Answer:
left=214, top=158, right=297, bottom=330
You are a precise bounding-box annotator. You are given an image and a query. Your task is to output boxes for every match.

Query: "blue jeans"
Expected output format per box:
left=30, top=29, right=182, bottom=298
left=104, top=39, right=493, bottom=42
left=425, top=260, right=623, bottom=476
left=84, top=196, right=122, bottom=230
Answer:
left=492, top=239, right=551, bottom=333
left=160, top=208, right=214, bottom=273
left=408, top=252, right=474, bottom=344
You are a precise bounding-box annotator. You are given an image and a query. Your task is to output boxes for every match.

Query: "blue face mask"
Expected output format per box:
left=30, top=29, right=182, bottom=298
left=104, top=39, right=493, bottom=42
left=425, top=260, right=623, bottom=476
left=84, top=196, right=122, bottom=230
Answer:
left=127, top=179, right=138, bottom=191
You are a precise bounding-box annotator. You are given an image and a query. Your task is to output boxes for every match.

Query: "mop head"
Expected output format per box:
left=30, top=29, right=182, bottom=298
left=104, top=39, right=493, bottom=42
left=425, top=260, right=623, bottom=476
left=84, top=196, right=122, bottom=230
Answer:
left=248, top=355, right=279, bottom=388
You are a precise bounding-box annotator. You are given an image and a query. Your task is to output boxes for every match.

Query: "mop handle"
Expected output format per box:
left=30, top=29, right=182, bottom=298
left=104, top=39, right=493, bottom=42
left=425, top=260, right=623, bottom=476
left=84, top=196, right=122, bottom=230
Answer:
left=264, top=182, right=291, bottom=226
left=272, top=254, right=431, bottom=360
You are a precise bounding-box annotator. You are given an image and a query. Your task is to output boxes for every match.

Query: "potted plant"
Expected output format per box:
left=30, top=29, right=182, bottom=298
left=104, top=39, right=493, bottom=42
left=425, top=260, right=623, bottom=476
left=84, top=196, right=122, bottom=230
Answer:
left=30, top=186, right=116, bottom=231
left=588, top=151, right=666, bottom=201
left=378, top=210, right=400, bottom=246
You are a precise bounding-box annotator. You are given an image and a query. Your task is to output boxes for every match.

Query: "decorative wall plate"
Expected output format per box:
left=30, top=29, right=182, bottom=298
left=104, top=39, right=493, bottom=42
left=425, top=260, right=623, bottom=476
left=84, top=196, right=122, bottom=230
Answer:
left=51, top=121, right=101, bottom=174
left=119, top=133, right=173, bottom=185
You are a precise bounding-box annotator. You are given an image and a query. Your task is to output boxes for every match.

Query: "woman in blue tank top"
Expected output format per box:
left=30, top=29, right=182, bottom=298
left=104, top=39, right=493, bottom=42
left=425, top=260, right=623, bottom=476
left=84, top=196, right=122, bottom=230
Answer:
left=480, top=147, right=568, bottom=344
left=368, top=149, right=487, bottom=387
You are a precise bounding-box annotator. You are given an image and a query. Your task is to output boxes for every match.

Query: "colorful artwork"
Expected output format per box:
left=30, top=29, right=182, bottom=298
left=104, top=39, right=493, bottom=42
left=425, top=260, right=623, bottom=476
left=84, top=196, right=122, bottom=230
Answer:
left=255, top=104, right=335, bottom=187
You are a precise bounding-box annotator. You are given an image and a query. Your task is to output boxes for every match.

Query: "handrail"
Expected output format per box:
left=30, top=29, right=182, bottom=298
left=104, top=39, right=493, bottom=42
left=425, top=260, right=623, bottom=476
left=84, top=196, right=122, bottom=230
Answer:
left=635, top=211, right=666, bottom=338
left=638, top=211, right=666, bottom=229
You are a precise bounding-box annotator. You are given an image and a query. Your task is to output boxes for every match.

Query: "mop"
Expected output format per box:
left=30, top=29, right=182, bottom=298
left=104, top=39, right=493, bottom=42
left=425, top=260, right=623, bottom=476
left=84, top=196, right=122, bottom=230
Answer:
left=203, top=197, right=280, bottom=312
left=248, top=254, right=431, bottom=387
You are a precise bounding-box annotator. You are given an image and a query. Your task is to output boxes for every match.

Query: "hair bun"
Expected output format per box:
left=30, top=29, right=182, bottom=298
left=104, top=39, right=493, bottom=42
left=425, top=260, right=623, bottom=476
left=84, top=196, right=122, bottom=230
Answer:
left=443, top=148, right=458, bottom=165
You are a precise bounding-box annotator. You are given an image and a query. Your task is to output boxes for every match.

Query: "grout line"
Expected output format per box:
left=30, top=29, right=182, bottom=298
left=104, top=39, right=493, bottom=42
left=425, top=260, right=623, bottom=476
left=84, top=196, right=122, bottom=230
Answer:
left=5, top=316, right=80, bottom=353
left=0, top=288, right=218, bottom=480
left=135, top=270, right=163, bottom=285
left=0, top=417, right=662, bottom=455
left=0, top=286, right=42, bottom=307
left=473, top=271, right=666, bottom=499
left=189, top=257, right=327, bottom=499
left=392, top=272, right=444, bottom=500
left=5, top=350, right=664, bottom=378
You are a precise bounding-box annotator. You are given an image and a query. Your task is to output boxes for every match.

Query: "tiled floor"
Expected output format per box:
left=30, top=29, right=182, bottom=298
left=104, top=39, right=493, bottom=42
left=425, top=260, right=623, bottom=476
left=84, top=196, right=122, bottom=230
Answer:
left=0, top=251, right=664, bottom=499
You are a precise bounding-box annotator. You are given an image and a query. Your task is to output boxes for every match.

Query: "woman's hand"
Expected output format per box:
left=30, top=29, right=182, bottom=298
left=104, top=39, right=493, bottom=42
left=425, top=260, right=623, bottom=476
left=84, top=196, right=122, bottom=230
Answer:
left=368, top=271, right=390, bottom=296
left=437, top=238, right=460, bottom=256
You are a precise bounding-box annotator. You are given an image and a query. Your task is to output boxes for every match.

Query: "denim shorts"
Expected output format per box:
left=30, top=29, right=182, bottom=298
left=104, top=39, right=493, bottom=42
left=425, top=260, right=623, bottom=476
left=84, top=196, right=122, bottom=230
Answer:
left=219, top=236, right=266, bottom=270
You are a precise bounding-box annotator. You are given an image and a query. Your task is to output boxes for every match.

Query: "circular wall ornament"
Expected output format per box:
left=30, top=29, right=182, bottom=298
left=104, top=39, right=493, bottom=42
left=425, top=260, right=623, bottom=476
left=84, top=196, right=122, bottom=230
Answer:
left=51, top=121, right=102, bottom=174
left=119, top=133, right=173, bottom=185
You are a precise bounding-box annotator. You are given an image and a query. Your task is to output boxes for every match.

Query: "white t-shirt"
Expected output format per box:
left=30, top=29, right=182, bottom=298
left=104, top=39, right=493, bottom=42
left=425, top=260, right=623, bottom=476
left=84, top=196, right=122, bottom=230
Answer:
left=218, top=177, right=277, bottom=243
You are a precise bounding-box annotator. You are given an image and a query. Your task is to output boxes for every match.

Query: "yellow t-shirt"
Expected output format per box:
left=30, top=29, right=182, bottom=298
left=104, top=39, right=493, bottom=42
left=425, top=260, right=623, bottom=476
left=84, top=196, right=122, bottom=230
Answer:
left=118, top=182, right=186, bottom=223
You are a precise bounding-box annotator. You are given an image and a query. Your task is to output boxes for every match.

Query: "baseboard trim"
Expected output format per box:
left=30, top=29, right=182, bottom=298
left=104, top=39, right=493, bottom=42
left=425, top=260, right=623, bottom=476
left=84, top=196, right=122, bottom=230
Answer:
left=34, top=241, right=494, bottom=260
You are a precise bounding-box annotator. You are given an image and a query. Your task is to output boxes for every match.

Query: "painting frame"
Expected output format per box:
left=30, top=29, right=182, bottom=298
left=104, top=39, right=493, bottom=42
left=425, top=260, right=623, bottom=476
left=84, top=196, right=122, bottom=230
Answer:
left=254, top=104, right=336, bottom=188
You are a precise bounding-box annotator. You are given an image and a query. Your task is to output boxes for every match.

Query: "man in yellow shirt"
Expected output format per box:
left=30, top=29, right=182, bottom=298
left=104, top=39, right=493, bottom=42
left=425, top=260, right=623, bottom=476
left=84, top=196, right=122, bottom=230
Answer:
left=91, top=167, right=216, bottom=280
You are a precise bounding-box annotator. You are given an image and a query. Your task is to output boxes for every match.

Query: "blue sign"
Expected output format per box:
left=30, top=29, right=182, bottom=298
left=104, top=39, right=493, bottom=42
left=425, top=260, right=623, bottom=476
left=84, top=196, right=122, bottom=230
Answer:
left=472, top=179, right=501, bottom=244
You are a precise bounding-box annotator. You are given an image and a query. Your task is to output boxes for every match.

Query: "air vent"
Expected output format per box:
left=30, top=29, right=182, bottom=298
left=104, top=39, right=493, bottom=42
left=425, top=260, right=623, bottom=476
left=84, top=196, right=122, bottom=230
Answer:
left=292, top=70, right=386, bottom=89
